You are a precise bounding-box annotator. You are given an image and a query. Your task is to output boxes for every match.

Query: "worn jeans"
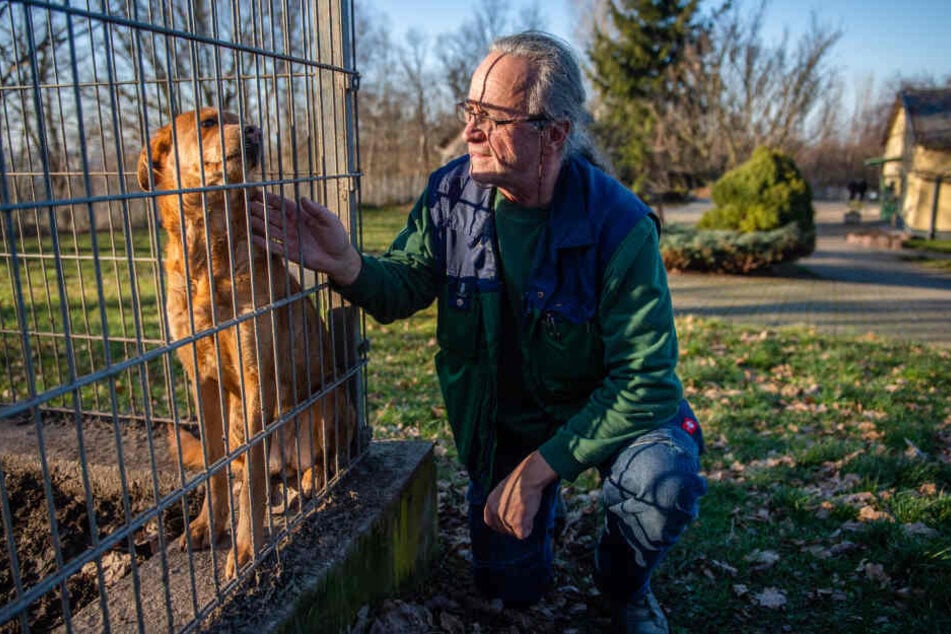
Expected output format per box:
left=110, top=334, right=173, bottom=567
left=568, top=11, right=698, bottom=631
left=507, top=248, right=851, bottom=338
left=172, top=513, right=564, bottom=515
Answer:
left=467, top=400, right=707, bottom=606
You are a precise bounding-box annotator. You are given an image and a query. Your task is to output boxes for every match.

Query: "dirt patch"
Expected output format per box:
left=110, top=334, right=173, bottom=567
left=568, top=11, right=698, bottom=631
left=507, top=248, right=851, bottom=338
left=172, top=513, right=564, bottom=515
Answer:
left=0, top=412, right=194, bottom=633
left=0, top=410, right=181, bottom=473
left=1, top=409, right=371, bottom=633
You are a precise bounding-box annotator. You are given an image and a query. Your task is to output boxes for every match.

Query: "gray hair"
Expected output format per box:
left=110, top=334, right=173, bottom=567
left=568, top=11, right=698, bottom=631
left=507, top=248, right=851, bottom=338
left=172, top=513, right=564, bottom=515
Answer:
left=490, top=31, right=608, bottom=170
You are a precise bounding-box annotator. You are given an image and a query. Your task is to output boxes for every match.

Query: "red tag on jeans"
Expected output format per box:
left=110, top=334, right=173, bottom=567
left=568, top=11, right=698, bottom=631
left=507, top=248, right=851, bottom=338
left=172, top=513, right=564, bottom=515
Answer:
left=681, top=417, right=698, bottom=435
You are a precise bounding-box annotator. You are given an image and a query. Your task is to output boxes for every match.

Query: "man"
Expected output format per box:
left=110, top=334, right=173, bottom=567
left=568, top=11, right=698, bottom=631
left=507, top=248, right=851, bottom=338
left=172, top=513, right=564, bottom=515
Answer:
left=250, top=31, right=706, bottom=634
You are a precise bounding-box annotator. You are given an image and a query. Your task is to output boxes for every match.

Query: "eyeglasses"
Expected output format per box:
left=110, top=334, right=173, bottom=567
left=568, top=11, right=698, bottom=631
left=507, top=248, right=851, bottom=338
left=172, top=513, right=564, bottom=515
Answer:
left=456, top=101, right=549, bottom=131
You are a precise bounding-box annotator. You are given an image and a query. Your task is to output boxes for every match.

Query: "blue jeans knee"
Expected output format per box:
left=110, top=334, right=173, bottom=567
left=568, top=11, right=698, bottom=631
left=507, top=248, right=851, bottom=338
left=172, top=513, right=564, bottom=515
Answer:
left=467, top=480, right=560, bottom=607
left=596, top=400, right=707, bottom=602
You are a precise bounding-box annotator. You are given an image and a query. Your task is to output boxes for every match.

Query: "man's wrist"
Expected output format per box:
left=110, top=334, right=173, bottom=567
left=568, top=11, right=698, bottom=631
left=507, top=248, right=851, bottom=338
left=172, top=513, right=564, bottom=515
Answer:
left=525, top=451, right=559, bottom=487
left=331, top=248, right=363, bottom=287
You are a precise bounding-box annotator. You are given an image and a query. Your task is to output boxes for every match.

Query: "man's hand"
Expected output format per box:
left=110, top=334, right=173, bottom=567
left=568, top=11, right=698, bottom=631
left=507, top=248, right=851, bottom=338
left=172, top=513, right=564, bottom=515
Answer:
left=484, top=451, right=558, bottom=539
left=249, top=192, right=362, bottom=286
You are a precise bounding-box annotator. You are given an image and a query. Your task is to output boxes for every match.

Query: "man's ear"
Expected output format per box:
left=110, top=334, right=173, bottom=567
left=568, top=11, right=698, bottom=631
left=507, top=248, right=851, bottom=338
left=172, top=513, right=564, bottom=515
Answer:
left=136, top=126, right=171, bottom=191
left=543, top=120, right=570, bottom=155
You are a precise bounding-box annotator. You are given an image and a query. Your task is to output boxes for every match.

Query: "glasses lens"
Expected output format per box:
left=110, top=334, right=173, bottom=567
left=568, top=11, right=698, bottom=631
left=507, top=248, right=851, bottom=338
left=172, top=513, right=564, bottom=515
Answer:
left=457, top=102, right=472, bottom=124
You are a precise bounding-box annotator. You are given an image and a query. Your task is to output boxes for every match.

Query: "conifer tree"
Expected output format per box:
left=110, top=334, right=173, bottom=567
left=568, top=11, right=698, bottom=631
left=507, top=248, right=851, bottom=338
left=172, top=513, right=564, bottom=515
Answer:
left=587, top=0, right=702, bottom=192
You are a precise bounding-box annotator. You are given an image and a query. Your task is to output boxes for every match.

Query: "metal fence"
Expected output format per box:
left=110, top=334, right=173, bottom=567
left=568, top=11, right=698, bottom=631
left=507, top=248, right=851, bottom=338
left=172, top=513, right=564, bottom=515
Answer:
left=0, top=0, right=366, bottom=631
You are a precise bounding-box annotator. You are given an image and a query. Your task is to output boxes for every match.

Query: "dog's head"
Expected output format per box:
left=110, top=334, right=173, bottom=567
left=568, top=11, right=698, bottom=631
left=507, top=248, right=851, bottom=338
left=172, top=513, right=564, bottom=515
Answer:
left=137, top=108, right=262, bottom=192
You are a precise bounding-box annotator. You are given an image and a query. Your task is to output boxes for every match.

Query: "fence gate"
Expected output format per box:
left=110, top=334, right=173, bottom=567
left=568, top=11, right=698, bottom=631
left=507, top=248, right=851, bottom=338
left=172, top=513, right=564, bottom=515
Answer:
left=0, top=0, right=366, bottom=631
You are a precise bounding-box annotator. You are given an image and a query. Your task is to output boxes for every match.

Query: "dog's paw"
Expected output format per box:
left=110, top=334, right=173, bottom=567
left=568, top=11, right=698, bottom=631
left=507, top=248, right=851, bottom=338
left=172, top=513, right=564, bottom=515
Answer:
left=300, top=467, right=324, bottom=499
left=225, top=542, right=253, bottom=579
left=179, top=517, right=221, bottom=551
left=224, top=551, right=237, bottom=579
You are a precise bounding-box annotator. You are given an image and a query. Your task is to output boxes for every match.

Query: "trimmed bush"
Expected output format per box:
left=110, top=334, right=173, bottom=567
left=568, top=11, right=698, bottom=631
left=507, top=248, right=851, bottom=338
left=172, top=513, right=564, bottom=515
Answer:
left=667, top=146, right=816, bottom=273
left=660, top=222, right=813, bottom=274
left=699, top=146, right=814, bottom=235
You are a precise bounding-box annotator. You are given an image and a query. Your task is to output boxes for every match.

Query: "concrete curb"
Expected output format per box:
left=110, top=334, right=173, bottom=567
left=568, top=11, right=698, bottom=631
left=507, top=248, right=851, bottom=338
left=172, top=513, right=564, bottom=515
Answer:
left=62, top=440, right=436, bottom=633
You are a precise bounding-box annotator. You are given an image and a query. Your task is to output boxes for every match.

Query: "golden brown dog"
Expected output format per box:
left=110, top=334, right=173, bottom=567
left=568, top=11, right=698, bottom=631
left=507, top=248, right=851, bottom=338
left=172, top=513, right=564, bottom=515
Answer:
left=137, top=108, right=355, bottom=578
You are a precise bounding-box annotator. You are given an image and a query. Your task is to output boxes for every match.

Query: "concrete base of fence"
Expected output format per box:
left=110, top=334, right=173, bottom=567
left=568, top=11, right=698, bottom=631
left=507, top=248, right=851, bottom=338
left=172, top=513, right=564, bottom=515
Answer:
left=260, top=440, right=438, bottom=634
left=63, top=439, right=436, bottom=633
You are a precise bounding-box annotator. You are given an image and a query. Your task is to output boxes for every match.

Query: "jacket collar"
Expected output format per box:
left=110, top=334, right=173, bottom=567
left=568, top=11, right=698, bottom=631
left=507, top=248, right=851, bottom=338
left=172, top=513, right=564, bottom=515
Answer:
left=457, top=153, right=598, bottom=250
left=547, top=155, right=596, bottom=250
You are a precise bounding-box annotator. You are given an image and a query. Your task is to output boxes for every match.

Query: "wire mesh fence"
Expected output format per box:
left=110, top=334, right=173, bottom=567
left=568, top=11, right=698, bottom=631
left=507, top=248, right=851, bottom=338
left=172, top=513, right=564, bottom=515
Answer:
left=0, top=0, right=366, bottom=631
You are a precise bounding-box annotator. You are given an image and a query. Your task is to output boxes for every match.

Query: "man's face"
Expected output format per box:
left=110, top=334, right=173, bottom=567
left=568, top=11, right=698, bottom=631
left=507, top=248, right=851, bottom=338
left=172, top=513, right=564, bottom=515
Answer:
left=463, top=52, right=545, bottom=203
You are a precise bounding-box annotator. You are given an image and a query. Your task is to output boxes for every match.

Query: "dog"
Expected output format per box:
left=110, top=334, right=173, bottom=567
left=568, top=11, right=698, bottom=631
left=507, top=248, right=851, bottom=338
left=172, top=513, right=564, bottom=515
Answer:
left=137, top=108, right=355, bottom=578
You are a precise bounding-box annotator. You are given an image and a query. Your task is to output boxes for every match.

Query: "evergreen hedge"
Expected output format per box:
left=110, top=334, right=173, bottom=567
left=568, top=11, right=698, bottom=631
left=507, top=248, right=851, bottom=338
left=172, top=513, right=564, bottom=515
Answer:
left=660, top=222, right=814, bottom=274
left=699, top=146, right=815, bottom=233
left=662, top=146, right=816, bottom=273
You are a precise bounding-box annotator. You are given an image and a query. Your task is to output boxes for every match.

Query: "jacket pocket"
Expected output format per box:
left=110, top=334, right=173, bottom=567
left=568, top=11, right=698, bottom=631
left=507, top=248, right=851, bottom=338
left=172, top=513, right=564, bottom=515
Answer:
left=532, top=310, right=603, bottom=403
left=436, top=280, right=482, bottom=359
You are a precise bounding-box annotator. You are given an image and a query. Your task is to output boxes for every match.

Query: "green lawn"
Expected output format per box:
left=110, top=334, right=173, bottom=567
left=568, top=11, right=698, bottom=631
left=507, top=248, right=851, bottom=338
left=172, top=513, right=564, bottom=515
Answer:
left=0, top=226, right=181, bottom=417
left=902, top=237, right=951, bottom=255
left=3, top=205, right=947, bottom=630
left=359, top=205, right=950, bottom=632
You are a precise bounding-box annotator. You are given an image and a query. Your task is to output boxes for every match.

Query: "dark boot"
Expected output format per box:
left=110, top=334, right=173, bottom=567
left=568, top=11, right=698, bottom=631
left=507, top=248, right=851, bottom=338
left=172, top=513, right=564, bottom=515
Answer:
left=611, top=589, right=669, bottom=634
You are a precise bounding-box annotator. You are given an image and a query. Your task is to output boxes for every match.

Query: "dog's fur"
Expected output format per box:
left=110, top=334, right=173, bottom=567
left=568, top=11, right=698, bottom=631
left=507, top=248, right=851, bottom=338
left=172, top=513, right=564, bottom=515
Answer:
left=138, top=108, right=354, bottom=578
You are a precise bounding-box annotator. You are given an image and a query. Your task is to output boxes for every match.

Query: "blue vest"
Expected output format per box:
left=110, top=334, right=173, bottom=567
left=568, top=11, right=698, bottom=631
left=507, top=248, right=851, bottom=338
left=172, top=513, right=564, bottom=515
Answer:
left=425, top=154, right=655, bottom=323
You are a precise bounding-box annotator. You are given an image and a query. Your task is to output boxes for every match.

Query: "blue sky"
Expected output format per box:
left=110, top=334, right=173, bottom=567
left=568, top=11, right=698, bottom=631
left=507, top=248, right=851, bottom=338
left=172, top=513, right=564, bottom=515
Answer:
left=370, top=0, right=951, bottom=107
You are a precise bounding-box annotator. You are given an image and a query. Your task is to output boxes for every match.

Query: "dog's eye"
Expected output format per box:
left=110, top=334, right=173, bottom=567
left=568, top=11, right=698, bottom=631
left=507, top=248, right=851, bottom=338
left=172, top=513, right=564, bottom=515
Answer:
left=201, top=118, right=217, bottom=128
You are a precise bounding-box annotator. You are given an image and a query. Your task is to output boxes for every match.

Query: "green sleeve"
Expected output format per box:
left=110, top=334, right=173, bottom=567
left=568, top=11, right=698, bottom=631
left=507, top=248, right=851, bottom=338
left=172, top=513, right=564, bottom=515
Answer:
left=538, top=216, right=683, bottom=481
left=336, top=191, right=439, bottom=323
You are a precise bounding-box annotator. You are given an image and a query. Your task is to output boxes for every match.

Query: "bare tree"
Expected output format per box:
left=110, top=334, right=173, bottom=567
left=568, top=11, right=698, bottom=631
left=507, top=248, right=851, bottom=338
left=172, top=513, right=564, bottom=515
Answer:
left=645, top=0, right=842, bottom=192
left=0, top=3, right=93, bottom=233
left=400, top=30, right=435, bottom=171
left=436, top=0, right=546, bottom=101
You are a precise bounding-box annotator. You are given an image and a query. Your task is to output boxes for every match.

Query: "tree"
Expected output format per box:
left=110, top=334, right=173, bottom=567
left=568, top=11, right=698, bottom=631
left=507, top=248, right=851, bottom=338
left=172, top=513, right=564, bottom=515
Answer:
left=436, top=0, right=514, bottom=102
left=587, top=0, right=703, bottom=193
left=655, top=1, right=842, bottom=181
left=400, top=30, right=435, bottom=171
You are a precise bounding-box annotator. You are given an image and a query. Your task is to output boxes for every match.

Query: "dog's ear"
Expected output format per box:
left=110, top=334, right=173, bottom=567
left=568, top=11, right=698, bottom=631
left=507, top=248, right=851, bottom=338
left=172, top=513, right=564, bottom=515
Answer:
left=137, top=125, right=172, bottom=192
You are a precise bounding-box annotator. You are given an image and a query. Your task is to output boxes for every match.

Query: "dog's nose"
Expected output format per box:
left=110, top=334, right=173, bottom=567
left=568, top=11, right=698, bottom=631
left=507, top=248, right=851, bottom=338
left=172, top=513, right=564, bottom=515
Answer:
left=244, top=125, right=261, bottom=142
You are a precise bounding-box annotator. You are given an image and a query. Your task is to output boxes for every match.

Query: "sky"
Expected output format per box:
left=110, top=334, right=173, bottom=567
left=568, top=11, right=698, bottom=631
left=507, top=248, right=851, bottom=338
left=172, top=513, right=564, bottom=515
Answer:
left=369, top=0, right=951, bottom=110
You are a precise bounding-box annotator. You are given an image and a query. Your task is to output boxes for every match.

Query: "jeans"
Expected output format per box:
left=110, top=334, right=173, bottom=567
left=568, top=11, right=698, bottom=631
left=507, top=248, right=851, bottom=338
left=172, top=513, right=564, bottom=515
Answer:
left=467, top=477, right=560, bottom=606
left=467, top=400, right=707, bottom=606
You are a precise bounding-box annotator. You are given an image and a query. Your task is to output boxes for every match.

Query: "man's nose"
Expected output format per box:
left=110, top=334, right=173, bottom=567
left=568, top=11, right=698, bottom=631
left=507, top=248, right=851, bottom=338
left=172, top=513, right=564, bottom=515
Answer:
left=462, top=119, right=485, bottom=142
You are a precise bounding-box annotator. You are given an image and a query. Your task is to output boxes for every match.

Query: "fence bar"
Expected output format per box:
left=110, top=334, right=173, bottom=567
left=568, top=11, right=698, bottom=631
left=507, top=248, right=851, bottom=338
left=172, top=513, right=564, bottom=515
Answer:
left=0, top=0, right=365, bottom=630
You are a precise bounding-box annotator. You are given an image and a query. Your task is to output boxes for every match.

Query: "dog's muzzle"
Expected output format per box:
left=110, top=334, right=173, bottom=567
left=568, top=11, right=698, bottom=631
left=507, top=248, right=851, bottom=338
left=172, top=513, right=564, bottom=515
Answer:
left=243, top=125, right=263, bottom=170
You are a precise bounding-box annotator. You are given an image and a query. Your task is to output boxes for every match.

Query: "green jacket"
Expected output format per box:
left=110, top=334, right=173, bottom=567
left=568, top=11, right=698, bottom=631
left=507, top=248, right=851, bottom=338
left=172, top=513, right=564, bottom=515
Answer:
left=340, top=155, right=683, bottom=486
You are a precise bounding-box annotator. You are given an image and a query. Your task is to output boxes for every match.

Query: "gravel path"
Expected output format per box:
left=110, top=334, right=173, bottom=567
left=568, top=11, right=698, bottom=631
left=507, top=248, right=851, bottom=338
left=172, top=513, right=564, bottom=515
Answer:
left=664, top=201, right=951, bottom=348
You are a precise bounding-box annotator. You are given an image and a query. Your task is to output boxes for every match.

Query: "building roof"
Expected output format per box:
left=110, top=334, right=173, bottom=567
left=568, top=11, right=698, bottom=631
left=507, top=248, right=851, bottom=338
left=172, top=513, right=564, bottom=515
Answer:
left=899, top=88, right=951, bottom=151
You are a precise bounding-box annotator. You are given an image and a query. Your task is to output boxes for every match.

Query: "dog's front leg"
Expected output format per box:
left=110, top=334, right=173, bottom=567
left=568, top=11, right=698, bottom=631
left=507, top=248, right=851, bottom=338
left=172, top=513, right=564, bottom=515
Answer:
left=225, top=371, right=269, bottom=579
left=182, top=378, right=229, bottom=551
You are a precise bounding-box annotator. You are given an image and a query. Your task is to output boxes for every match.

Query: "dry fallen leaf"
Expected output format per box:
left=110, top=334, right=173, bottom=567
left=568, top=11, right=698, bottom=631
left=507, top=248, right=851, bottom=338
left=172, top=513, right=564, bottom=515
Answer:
left=745, top=549, right=780, bottom=566
left=902, top=522, right=939, bottom=538
left=439, top=611, right=465, bottom=634
left=711, top=559, right=739, bottom=576
left=862, top=561, right=891, bottom=587
left=753, top=587, right=787, bottom=609
left=858, top=505, right=893, bottom=523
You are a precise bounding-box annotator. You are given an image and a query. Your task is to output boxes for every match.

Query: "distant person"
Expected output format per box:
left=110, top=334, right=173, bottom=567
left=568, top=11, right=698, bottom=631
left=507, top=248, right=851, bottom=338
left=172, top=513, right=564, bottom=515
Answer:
left=857, top=179, right=868, bottom=201
left=251, top=30, right=706, bottom=634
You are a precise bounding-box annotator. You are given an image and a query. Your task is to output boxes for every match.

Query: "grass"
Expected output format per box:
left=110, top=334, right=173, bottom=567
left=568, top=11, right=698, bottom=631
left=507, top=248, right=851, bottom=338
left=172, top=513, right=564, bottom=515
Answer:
left=900, top=237, right=951, bottom=272
left=358, top=204, right=951, bottom=632
left=3, top=204, right=948, bottom=630
left=902, top=237, right=951, bottom=255
left=0, top=226, right=181, bottom=416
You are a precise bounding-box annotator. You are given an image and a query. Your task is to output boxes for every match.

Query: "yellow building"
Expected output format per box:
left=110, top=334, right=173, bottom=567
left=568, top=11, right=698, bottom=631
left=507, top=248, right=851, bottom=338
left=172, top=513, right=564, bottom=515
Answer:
left=880, top=88, right=951, bottom=237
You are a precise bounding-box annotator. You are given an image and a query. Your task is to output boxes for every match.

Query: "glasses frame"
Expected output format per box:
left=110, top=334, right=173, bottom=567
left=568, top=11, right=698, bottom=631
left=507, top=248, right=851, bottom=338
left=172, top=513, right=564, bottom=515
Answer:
left=456, top=101, right=550, bottom=131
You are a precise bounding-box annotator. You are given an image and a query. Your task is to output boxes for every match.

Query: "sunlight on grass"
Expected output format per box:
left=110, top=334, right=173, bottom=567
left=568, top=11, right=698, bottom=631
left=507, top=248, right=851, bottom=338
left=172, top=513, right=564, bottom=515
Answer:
left=359, top=289, right=950, bottom=631
left=3, top=205, right=948, bottom=630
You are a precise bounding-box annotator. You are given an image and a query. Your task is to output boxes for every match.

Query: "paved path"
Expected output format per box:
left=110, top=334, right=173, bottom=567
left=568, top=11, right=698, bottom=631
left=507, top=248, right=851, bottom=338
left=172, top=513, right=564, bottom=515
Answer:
left=663, top=202, right=951, bottom=348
